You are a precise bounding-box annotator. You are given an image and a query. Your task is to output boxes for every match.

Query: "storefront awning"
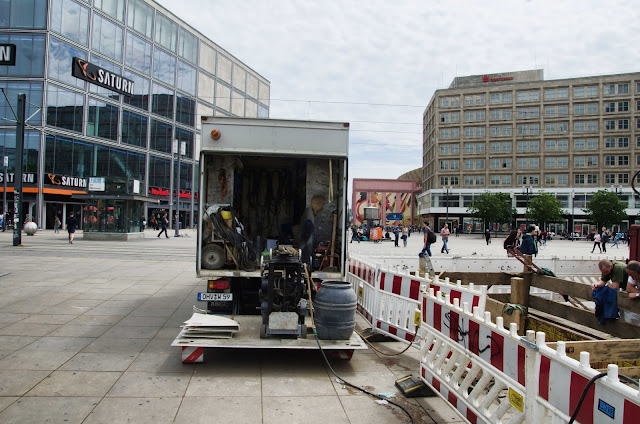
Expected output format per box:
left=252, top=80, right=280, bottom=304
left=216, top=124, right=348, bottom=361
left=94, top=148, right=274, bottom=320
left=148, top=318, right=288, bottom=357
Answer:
left=72, top=193, right=160, bottom=203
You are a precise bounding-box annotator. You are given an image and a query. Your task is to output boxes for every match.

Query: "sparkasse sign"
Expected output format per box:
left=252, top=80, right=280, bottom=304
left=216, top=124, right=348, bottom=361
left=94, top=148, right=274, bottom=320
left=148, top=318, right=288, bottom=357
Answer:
left=0, top=44, right=16, bottom=66
left=71, top=57, right=134, bottom=97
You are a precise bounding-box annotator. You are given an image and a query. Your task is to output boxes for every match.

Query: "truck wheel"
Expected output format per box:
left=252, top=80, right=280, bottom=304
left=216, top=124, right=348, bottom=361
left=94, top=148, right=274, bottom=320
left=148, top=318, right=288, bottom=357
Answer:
left=202, top=244, right=224, bottom=269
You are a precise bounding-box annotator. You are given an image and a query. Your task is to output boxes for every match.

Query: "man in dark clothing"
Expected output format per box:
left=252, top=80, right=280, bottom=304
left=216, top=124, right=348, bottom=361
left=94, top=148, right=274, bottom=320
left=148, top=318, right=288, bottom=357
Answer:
left=519, top=226, right=538, bottom=256
left=419, top=223, right=434, bottom=257
left=393, top=227, right=399, bottom=247
left=66, top=212, right=78, bottom=244
left=157, top=213, right=169, bottom=238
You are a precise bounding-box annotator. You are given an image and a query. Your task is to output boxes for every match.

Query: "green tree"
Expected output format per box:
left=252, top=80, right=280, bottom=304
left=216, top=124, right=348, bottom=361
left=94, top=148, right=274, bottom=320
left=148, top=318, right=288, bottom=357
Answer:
left=583, top=190, right=628, bottom=230
left=467, top=192, right=512, bottom=233
left=525, top=192, right=565, bottom=229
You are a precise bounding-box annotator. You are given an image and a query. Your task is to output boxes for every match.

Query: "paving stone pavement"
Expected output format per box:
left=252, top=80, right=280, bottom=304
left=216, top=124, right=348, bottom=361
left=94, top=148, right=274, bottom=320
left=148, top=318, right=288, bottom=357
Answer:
left=0, top=228, right=467, bottom=423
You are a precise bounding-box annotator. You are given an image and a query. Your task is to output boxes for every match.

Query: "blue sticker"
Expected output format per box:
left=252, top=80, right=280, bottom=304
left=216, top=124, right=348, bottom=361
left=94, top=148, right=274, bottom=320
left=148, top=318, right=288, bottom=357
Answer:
left=598, top=399, right=615, bottom=419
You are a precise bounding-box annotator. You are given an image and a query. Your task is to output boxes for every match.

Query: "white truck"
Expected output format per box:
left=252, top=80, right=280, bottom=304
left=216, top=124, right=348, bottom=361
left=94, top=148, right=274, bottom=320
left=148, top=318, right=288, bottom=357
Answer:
left=179, top=117, right=364, bottom=355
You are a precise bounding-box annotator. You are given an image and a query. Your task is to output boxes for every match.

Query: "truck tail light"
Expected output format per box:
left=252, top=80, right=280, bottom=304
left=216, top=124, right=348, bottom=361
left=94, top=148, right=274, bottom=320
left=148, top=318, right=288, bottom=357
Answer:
left=208, top=280, right=230, bottom=290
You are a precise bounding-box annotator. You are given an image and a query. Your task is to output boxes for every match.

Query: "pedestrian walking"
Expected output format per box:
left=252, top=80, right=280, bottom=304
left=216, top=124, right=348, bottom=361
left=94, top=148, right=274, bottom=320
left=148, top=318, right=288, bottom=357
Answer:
left=393, top=227, right=400, bottom=247
left=591, top=232, right=602, bottom=253
left=440, top=224, right=450, bottom=254
left=484, top=228, right=491, bottom=245
left=402, top=226, right=408, bottom=247
left=520, top=226, right=538, bottom=257
left=419, top=223, right=436, bottom=257
left=66, top=212, right=77, bottom=244
left=350, top=226, right=360, bottom=243
left=54, top=216, right=61, bottom=234
left=157, top=213, right=169, bottom=238
left=601, top=227, right=608, bottom=253
left=612, top=233, right=620, bottom=248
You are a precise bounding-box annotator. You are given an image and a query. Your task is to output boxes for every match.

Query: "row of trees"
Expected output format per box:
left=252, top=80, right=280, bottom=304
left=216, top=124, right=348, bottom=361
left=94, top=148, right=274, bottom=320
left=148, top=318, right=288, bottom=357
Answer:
left=466, top=190, right=628, bottom=232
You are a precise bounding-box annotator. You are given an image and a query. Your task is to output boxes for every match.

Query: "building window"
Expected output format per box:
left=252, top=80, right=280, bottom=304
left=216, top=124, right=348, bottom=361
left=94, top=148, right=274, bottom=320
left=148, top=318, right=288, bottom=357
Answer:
left=150, top=119, right=172, bottom=153
left=127, top=0, right=154, bottom=38
left=151, top=83, right=174, bottom=119
left=575, top=174, right=585, bottom=184
left=176, top=94, right=195, bottom=126
left=155, top=12, right=178, bottom=52
left=45, top=134, right=93, bottom=178
left=121, top=109, right=148, bottom=147
left=605, top=155, right=615, bottom=166
left=87, top=98, right=119, bottom=141
left=619, top=83, right=629, bottom=94
left=618, top=101, right=629, bottom=111
left=91, top=13, right=123, bottom=62
left=574, top=104, right=585, bottom=115
left=176, top=60, right=196, bottom=95
left=605, top=138, right=616, bottom=148
left=605, top=120, right=616, bottom=130
left=125, top=31, right=152, bottom=75
left=475, top=176, right=485, bottom=185
left=587, top=103, right=598, bottom=114
left=464, top=176, right=473, bottom=185
left=0, top=81, right=43, bottom=126
left=50, top=0, right=90, bottom=46
left=440, top=176, right=449, bottom=186
left=618, top=119, right=629, bottom=129
left=587, top=174, right=598, bottom=184
left=464, top=94, right=485, bottom=105
left=490, top=175, right=500, bottom=185
left=94, top=0, right=125, bottom=22
left=48, top=36, right=86, bottom=89
left=46, top=84, right=84, bottom=133
left=451, top=176, right=459, bottom=185
left=605, top=173, right=616, bottom=184
left=587, top=138, right=598, bottom=149
left=123, top=70, right=150, bottom=111
left=619, top=174, right=629, bottom=184
left=587, top=156, right=598, bottom=166
left=619, top=155, right=629, bottom=166
left=618, top=137, right=629, bottom=148
left=574, top=156, right=585, bottom=167
left=178, top=27, right=198, bottom=64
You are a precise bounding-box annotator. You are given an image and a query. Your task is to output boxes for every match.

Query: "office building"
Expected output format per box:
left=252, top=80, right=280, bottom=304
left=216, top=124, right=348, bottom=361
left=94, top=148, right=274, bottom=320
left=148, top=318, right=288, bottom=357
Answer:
left=0, top=0, right=270, bottom=231
left=419, top=70, right=639, bottom=234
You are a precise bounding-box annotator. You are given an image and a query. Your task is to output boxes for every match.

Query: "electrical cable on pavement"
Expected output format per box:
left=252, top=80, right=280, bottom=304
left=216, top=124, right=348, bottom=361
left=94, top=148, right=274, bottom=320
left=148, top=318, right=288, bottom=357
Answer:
left=314, top=333, right=415, bottom=424
left=355, top=327, right=419, bottom=356
left=302, top=263, right=415, bottom=423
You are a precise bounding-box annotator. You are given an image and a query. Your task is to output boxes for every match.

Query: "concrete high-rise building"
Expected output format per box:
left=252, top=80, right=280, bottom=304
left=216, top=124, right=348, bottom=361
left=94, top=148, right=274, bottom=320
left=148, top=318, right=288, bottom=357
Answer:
left=0, top=0, right=270, bottom=230
left=419, top=70, right=639, bottom=235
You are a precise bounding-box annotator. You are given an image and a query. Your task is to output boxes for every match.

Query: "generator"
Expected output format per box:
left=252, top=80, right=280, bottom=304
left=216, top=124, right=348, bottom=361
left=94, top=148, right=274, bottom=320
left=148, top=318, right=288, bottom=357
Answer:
left=259, top=246, right=309, bottom=339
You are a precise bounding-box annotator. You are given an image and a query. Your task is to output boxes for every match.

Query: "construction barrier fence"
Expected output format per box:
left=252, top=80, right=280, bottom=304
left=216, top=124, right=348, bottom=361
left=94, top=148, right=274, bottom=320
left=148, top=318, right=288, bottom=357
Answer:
left=347, top=254, right=640, bottom=423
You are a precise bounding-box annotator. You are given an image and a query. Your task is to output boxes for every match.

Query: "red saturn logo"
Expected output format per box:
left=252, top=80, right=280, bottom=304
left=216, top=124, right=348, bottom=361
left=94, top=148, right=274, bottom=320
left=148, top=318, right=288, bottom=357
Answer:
left=482, top=75, right=489, bottom=82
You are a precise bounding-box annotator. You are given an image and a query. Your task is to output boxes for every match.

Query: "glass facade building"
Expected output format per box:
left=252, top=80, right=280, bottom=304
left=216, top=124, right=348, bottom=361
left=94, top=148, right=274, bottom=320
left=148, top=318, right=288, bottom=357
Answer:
left=0, top=0, right=270, bottom=230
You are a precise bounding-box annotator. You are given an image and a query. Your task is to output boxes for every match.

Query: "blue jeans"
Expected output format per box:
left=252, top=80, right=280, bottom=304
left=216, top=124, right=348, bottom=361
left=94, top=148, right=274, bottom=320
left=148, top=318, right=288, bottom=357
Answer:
left=420, top=243, right=432, bottom=256
left=441, top=238, right=449, bottom=253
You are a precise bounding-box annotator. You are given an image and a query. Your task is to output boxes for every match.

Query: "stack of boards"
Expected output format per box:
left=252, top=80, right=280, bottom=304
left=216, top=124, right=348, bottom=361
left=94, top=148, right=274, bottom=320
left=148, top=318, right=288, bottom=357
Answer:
left=177, top=313, right=239, bottom=340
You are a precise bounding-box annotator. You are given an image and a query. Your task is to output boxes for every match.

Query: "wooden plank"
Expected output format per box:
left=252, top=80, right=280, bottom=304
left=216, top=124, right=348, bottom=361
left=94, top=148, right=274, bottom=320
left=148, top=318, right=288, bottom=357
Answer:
left=528, top=296, right=640, bottom=339
left=484, top=297, right=505, bottom=323
left=440, top=271, right=513, bottom=286
left=547, top=339, right=640, bottom=362
left=530, top=274, right=639, bottom=312
left=594, top=366, right=640, bottom=380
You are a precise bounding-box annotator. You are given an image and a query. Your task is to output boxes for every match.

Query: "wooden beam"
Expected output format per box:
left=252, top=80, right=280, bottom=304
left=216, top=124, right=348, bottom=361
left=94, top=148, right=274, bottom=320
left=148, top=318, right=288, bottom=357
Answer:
left=528, top=296, right=640, bottom=339
left=547, top=339, right=640, bottom=362
left=440, top=271, right=513, bottom=286
left=595, top=366, right=640, bottom=380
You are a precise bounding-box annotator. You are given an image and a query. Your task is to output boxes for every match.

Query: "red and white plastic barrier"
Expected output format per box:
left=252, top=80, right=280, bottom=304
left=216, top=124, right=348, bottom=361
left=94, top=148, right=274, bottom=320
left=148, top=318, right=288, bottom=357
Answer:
left=181, top=346, right=204, bottom=363
left=347, top=254, right=486, bottom=346
left=418, top=286, right=640, bottom=424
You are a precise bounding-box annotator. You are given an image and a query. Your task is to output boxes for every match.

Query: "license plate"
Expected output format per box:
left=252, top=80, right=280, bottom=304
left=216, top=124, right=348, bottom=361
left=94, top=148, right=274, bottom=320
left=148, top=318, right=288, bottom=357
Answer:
left=197, top=292, right=233, bottom=301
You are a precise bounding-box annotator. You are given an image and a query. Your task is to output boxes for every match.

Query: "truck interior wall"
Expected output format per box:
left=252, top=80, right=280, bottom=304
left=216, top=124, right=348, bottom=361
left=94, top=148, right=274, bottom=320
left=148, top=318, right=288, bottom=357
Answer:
left=203, top=154, right=344, bottom=266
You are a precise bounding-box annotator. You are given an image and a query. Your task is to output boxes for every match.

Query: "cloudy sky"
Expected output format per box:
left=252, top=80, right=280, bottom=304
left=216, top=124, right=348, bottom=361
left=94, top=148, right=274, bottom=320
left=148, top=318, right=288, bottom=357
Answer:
left=158, top=0, right=639, bottom=191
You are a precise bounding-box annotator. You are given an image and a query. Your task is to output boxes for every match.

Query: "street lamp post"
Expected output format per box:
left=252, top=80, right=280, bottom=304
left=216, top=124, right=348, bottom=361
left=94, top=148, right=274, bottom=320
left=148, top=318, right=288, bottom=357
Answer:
left=571, top=190, right=575, bottom=242
left=3, top=156, right=7, bottom=232
left=445, top=186, right=451, bottom=228
left=523, top=185, right=531, bottom=229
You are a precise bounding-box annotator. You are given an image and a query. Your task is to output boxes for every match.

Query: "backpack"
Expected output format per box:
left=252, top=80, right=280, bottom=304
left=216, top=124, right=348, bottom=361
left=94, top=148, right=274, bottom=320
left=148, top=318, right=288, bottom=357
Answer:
left=427, top=230, right=437, bottom=244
